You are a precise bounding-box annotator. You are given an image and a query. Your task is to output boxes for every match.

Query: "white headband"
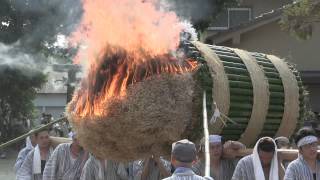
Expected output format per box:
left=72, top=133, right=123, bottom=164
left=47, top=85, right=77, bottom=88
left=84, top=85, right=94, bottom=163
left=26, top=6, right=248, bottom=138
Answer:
left=209, top=135, right=222, bottom=144
left=297, top=135, right=318, bottom=148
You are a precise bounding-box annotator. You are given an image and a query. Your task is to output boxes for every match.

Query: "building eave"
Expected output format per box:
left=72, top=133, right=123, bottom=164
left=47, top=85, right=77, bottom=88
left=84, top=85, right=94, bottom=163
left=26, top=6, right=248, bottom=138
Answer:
left=206, top=9, right=283, bottom=44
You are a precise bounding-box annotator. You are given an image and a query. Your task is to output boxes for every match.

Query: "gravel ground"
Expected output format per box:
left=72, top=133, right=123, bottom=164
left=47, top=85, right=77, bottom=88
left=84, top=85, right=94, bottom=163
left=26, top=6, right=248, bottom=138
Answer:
left=0, top=150, right=17, bottom=180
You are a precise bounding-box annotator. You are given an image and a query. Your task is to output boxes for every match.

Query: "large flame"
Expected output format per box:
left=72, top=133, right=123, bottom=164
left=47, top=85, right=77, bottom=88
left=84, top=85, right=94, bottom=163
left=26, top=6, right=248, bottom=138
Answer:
left=70, top=0, right=198, bottom=117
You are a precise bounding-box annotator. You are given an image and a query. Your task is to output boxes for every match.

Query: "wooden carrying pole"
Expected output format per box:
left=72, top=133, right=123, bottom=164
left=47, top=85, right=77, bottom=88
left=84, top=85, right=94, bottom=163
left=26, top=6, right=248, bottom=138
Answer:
left=50, top=136, right=72, bottom=148
left=234, top=148, right=320, bottom=161
left=0, top=117, right=67, bottom=150
left=202, top=91, right=211, bottom=177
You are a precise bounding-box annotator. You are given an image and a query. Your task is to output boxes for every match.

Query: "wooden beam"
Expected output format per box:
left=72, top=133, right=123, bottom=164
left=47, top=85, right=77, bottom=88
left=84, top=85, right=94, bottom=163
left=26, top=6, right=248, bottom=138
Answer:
left=233, top=148, right=320, bottom=161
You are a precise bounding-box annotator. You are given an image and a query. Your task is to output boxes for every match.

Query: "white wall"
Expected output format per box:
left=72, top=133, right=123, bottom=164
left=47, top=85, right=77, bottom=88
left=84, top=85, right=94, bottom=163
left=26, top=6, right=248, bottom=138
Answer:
left=305, top=84, right=320, bottom=113
left=33, top=93, right=67, bottom=124
left=34, top=106, right=66, bottom=119
left=231, top=22, right=320, bottom=71
left=34, top=93, right=67, bottom=107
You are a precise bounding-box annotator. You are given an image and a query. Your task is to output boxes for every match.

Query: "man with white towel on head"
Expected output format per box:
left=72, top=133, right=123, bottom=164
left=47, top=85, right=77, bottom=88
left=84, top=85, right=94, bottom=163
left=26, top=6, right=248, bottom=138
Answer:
left=193, top=135, right=245, bottom=180
left=16, top=128, right=54, bottom=180
left=284, top=127, right=320, bottom=180
left=232, top=137, right=284, bottom=180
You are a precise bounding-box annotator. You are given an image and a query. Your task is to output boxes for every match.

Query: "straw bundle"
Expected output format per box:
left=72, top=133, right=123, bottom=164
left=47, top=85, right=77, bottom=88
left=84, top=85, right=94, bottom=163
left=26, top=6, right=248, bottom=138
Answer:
left=67, top=73, right=203, bottom=161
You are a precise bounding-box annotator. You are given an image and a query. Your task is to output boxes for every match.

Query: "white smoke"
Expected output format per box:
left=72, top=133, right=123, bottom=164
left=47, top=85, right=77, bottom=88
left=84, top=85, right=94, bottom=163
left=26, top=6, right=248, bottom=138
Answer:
left=0, top=43, right=40, bottom=69
left=55, top=34, right=69, bottom=49
left=1, top=21, right=10, bottom=27
left=0, top=40, right=71, bottom=92
left=158, top=0, right=198, bottom=41
left=180, top=20, right=199, bottom=41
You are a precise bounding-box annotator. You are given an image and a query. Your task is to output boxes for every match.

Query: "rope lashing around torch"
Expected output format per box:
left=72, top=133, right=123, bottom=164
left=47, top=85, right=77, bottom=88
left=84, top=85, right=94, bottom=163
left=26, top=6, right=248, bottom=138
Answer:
left=267, top=55, right=300, bottom=138
left=210, top=102, right=238, bottom=127
left=192, top=41, right=230, bottom=135
left=233, top=49, right=269, bottom=146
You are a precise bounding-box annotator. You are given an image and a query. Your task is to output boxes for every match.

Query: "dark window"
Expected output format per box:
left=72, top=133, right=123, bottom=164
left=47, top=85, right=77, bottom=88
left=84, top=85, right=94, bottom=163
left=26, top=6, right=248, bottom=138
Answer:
left=228, top=8, right=252, bottom=27
left=209, top=8, right=252, bottom=30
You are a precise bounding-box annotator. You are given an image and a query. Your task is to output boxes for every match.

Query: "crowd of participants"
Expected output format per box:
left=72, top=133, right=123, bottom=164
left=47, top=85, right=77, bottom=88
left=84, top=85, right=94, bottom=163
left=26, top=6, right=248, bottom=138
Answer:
left=14, top=126, right=320, bottom=180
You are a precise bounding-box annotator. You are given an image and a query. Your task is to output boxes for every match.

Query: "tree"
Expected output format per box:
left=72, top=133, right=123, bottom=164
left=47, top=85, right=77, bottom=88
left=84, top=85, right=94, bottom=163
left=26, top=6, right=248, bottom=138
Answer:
left=0, top=65, right=46, bottom=143
left=0, top=0, right=81, bottom=63
left=281, top=0, right=320, bottom=39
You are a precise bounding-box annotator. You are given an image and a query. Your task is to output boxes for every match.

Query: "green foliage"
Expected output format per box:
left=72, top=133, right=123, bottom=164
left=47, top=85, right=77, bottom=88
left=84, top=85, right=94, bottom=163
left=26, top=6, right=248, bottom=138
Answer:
left=281, top=0, right=320, bottom=40
left=0, top=0, right=82, bottom=62
left=0, top=65, right=46, bottom=142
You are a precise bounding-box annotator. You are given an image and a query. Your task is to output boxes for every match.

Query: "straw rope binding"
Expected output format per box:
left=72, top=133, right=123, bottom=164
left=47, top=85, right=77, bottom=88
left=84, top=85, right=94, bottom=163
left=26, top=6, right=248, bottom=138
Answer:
left=234, top=49, right=270, bottom=146
left=192, top=41, right=230, bottom=134
left=267, top=55, right=300, bottom=137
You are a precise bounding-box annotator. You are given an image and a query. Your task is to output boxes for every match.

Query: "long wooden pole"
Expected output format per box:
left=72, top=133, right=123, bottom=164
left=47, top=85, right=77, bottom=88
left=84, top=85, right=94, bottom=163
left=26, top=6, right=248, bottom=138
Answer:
left=235, top=148, right=320, bottom=161
left=202, top=91, right=210, bottom=177
left=0, top=117, right=67, bottom=150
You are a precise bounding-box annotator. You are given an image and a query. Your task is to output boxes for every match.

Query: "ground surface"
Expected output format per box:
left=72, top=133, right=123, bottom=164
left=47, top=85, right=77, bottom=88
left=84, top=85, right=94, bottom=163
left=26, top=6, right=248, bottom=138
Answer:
left=0, top=150, right=17, bottom=180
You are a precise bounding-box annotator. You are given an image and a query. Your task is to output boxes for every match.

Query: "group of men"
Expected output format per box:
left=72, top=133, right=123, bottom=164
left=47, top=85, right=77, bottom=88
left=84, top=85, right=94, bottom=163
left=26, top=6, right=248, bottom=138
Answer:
left=15, top=129, right=87, bottom=180
left=14, top=126, right=319, bottom=180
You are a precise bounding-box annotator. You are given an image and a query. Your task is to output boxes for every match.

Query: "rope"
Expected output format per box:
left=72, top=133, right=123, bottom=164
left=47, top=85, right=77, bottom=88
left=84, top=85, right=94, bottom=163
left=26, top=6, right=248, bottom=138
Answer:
left=192, top=41, right=230, bottom=134
left=234, top=49, right=270, bottom=146
left=210, top=102, right=238, bottom=127
left=267, top=55, right=300, bottom=137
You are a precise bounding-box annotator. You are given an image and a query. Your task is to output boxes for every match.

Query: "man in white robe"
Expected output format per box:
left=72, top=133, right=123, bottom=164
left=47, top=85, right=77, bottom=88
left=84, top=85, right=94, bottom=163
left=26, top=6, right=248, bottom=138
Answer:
left=284, top=127, right=320, bottom=180
left=14, top=135, right=36, bottom=173
left=232, top=137, right=282, bottom=180
left=16, top=129, right=53, bottom=180
left=193, top=135, right=244, bottom=180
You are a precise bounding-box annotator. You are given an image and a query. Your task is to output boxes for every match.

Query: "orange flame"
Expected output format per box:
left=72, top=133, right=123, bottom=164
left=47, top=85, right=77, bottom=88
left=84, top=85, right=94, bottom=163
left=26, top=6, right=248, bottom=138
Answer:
left=71, top=0, right=182, bottom=63
left=69, top=0, right=198, bottom=118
